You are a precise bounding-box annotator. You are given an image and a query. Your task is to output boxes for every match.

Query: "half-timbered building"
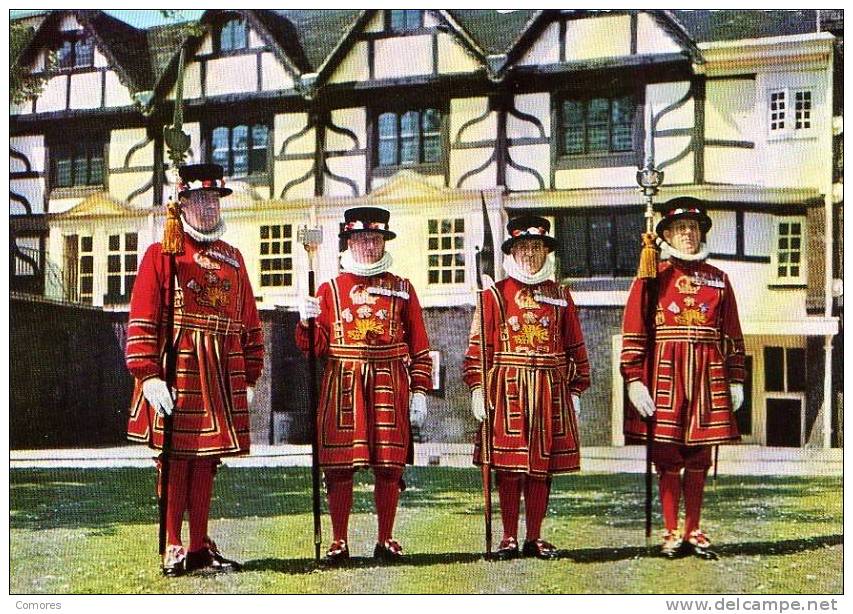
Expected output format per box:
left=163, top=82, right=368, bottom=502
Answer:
left=10, top=9, right=843, bottom=449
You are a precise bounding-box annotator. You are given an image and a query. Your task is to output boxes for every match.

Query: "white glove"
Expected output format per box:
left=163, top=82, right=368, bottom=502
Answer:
left=143, top=377, right=175, bottom=417
left=730, top=383, right=744, bottom=412
left=571, top=394, right=580, bottom=417
left=471, top=388, right=486, bottom=422
left=409, top=392, right=427, bottom=429
left=246, top=386, right=255, bottom=407
left=299, top=295, right=321, bottom=326
left=628, top=381, right=656, bottom=418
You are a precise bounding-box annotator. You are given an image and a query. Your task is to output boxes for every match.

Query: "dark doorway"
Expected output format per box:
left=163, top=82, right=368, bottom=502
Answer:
left=766, top=398, right=802, bottom=447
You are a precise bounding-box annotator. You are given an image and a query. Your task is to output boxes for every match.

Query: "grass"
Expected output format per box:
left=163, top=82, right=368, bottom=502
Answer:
left=9, top=466, right=842, bottom=594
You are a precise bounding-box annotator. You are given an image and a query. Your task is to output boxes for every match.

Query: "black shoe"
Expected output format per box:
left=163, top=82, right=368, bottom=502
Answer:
left=522, top=539, right=558, bottom=560
left=685, top=530, right=719, bottom=560
left=161, top=545, right=186, bottom=577
left=660, top=530, right=688, bottom=560
left=373, top=539, right=404, bottom=562
left=494, top=536, right=520, bottom=561
left=186, top=538, right=242, bottom=574
left=322, top=540, right=350, bottom=565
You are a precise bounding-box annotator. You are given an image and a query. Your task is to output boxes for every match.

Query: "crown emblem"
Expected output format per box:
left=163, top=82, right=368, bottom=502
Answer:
left=675, top=275, right=700, bottom=295
left=514, top=288, right=540, bottom=310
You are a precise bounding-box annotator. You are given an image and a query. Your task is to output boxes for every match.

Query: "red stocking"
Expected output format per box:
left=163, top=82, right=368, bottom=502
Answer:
left=497, top=471, right=523, bottom=539
left=374, top=466, right=404, bottom=542
left=160, top=457, right=190, bottom=547
left=523, top=476, right=550, bottom=541
left=682, top=468, right=708, bottom=537
left=658, top=469, right=682, bottom=533
left=324, top=468, right=355, bottom=542
left=187, top=457, right=217, bottom=552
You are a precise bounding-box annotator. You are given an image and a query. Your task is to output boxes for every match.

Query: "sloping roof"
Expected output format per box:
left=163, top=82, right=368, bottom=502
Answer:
left=673, top=10, right=820, bottom=43
left=146, top=23, right=189, bottom=84
left=447, top=9, right=539, bottom=56
left=271, top=9, right=362, bottom=71
left=76, top=10, right=153, bottom=93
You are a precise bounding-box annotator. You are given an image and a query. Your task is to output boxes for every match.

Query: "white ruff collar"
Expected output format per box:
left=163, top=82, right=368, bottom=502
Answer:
left=504, top=254, right=555, bottom=285
left=182, top=218, right=226, bottom=243
left=340, top=250, right=393, bottom=277
left=658, top=238, right=709, bottom=262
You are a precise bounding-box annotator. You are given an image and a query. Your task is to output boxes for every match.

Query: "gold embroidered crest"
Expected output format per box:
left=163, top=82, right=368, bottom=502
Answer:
left=675, top=308, right=707, bottom=326
left=350, top=284, right=378, bottom=306
left=348, top=319, right=385, bottom=341
left=675, top=275, right=700, bottom=295
left=514, top=288, right=540, bottom=310
left=513, top=323, right=549, bottom=347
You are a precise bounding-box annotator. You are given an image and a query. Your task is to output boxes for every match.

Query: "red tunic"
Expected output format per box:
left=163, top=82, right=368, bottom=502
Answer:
left=295, top=272, right=432, bottom=469
left=464, top=278, right=590, bottom=477
left=621, top=258, right=745, bottom=445
left=126, top=237, right=264, bottom=457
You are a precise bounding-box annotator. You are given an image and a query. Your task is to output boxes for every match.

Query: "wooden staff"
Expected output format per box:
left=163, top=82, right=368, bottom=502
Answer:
left=298, top=224, right=323, bottom=562
left=157, top=46, right=190, bottom=557
left=475, top=246, right=494, bottom=557
left=635, top=104, right=664, bottom=545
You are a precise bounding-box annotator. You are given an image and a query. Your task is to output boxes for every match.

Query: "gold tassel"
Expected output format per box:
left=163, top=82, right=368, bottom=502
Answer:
left=162, top=199, right=184, bottom=255
left=637, top=232, right=659, bottom=280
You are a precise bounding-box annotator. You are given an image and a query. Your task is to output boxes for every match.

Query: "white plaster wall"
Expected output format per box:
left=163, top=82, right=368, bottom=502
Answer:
left=511, top=93, right=550, bottom=138
left=374, top=36, right=433, bottom=79
left=93, top=48, right=108, bottom=68
left=325, top=156, right=366, bottom=197
left=328, top=108, right=367, bottom=151
left=647, top=81, right=693, bottom=131
left=167, top=62, right=202, bottom=101
left=636, top=13, right=682, bottom=55
left=744, top=212, right=774, bottom=257
left=519, top=22, right=560, bottom=66
left=10, top=136, right=46, bottom=172
left=655, top=136, right=694, bottom=184
left=261, top=52, right=295, bottom=90
left=555, top=166, right=637, bottom=189
left=249, top=29, right=265, bottom=49
left=206, top=55, right=259, bottom=96
left=706, top=79, right=757, bottom=142
left=363, top=11, right=385, bottom=33
left=105, top=72, right=133, bottom=107
left=450, top=97, right=495, bottom=143
left=704, top=148, right=761, bottom=185
left=711, top=259, right=806, bottom=326
left=706, top=210, right=737, bottom=255
left=437, top=32, right=480, bottom=74
left=109, top=128, right=151, bottom=169
left=507, top=144, right=549, bottom=191
left=275, top=113, right=314, bottom=156
left=329, top=41, right=370, bottom=84
left=69, top=71, right=101, bottom=109
left=450, top=148, right=496, bottom=189
left=35, top=76, right=67, bottom=113
left=11, top=178, right=46, bottom=214
left=275, top=159, right=315, bottom=200
left=565, top=15, right=631, bottom=61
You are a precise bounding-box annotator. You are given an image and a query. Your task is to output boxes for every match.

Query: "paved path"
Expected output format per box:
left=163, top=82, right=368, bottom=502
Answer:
left=10, top=444, right=842, bottom=475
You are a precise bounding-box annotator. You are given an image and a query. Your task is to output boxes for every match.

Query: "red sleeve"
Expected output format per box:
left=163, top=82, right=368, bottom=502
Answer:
left=126, top=243, right=165, bottom=383
left=294, top=281, right=331, bottom=358
left=463, top=287, right=495, bottom=391
left=721, top=274, right=746, bottom=384
left=404, top=282, right=432, bottom=394
left=562, top=289, right=590, bottom=395
left=238, top=251, right=264, bottom=386
left=620, top=277, right=650, bottom=385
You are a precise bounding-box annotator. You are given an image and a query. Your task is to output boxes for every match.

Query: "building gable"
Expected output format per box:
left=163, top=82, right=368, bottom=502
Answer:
left=317, top=9, right=487, bottom=87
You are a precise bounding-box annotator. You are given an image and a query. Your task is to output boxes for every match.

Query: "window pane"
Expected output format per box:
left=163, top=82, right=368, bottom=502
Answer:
left=125, top=233, right=137, bottom=251
left=81, top=236, right=93, bottom=252
left=250, top=125, right=268, bottom=174
left=107, top=275, right=121, bottom=296
left=81, top=276, right=93, bottom=294
left=390, top=10, right=406, bottom=30
left=81, top=255, right=93, bottom=274
left=614, top=210, right=643, bottom=275
left=55, top=156, right=72, bottom=187
left=108, top=255, right=120, bottom=272
left=232, top=125, right=249, bottom=176
left=58, top=40, right=74, bottom=68
left=561, top=100, right=584, bottom=155
left=125, top=254, right=137, bottom=272
left=75, top=36, right=94, bottom=67
left=88, top=151, right=103, bottom=185
left=557, top=215, right=588, bottom=277
left=423, top=135, right=441, bottom=163
left=611, top=96, right=634, bottom=151
left=378, top=113, right=398, bottom=166
left=422, top=108, right=440, bottom=133
left=212, top=127, right=230, bottom=172
left=588, top=214, right=613, bottom=275
left=428, top=237, right=438, bottom=250
left=400, top=111, right=419, bottom=165
left=586, top=98, right=610, bottom=152
left=454, top=218, right=464, bottom=232
left=109, top=235, right=120, bottom=251
left=379, top=141, right=397, bottom=166
left=764, top=347, right=784, bottom=392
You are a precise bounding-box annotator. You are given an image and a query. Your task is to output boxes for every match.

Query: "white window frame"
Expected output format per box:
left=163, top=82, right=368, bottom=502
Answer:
left=426, top=217, right=466, bottom=286
left=766, top=87, right=816, bottom=140
left=259, top=224, right=295, bottom=289
left=762, top=345, right=806, bottom=447
left=106, top=232, right=138, bottom=300
left=770, top=216, right=806, bottom=285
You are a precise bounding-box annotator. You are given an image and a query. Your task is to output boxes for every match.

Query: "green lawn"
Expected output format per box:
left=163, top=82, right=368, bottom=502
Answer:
left=9, top=467, right=842, bottom=594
